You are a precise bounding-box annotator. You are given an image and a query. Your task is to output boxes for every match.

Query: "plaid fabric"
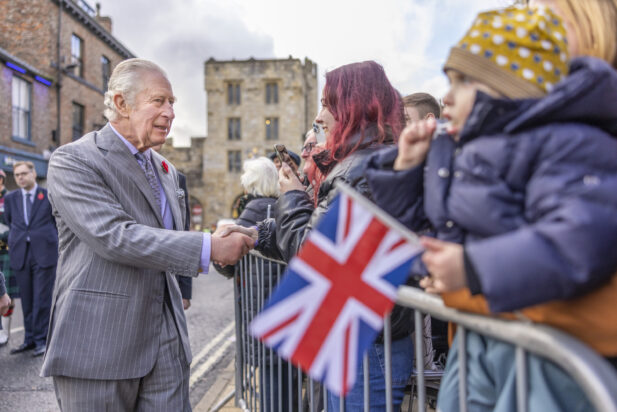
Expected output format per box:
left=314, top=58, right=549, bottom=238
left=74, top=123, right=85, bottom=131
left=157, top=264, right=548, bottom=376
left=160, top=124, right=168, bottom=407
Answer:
left=0, top=252, right=18, bottom=298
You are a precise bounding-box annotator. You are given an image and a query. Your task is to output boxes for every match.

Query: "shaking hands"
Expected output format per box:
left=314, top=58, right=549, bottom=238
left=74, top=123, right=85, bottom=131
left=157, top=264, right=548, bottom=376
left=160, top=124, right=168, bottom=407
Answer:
left=210, top=229, right=255, bottom=267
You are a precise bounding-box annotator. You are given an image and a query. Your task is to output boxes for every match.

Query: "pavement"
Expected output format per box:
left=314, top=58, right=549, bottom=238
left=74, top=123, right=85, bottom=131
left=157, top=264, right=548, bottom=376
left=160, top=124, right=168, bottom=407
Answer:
left=194, top=358, right=239, bottom=412
left=0, top=268, right=240, bottom=411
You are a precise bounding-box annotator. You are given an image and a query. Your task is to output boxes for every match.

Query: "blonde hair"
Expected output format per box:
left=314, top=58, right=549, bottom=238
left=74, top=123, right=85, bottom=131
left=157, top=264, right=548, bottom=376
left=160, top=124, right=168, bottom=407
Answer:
left=551, top=0, right=617, bottom=68
left=241, top=157, right=279, bottom=198
left=103, top=58, right=169, bottom=121
left=13, top=161, right=35, bottom=171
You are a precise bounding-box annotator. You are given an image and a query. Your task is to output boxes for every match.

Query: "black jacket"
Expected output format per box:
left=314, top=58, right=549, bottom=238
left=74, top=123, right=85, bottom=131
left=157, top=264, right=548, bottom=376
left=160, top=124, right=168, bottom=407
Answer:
left=256, top=131, right=414, bottom=341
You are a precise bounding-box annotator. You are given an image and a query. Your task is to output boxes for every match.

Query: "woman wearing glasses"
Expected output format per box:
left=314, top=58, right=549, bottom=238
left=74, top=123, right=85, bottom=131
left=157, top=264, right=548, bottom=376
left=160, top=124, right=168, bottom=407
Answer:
left=223, top=60, right=413, bottom=411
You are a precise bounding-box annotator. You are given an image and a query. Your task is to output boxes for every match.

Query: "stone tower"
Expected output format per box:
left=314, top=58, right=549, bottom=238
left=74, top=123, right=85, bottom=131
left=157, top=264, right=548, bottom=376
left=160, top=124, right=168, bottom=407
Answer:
left=203, top=56, right=318, bottom=227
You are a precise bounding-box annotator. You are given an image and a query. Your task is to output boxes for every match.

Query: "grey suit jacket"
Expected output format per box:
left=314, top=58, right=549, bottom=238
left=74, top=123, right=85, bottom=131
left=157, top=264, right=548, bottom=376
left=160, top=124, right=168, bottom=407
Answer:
left=41, top=124, right=204, bottom=379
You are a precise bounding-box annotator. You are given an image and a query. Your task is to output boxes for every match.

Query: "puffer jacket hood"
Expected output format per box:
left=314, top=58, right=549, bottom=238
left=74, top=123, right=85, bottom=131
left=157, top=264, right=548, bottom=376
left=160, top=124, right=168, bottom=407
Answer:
left=459, top=57, right=617, bottom=142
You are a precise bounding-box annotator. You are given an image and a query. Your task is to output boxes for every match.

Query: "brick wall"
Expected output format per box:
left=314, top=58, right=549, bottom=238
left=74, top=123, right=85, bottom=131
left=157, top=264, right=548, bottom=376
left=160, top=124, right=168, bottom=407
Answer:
left=0, top=0, right=132, bottom=175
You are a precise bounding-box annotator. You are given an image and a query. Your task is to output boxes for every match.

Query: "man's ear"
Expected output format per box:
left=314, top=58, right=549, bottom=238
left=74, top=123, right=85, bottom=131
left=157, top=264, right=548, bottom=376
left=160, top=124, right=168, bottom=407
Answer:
left=113, top=93, right=130, bottom=118
left=424, top=112, right=436, bottom=121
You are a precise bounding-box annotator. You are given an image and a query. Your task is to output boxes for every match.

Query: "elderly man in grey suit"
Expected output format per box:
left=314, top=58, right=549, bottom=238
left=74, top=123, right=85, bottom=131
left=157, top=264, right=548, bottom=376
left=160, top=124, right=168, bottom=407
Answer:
left=41, top=58, right=253, bottom=411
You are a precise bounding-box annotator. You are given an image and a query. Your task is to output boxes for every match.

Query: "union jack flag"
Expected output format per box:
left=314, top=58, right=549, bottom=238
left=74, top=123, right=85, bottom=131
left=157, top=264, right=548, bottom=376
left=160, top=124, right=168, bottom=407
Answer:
left=250, top=183, right=423, bottom=396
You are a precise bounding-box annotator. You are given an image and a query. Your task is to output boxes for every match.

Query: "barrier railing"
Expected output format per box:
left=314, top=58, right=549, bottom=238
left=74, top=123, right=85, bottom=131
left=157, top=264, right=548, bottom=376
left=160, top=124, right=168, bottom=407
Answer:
left=230, top=251, right=617, bottom=412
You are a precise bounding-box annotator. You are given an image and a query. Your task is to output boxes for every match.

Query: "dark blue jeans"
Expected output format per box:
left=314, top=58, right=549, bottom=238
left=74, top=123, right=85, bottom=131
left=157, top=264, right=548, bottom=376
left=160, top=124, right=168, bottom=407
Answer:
left=328, top=337, right=414, bottom=411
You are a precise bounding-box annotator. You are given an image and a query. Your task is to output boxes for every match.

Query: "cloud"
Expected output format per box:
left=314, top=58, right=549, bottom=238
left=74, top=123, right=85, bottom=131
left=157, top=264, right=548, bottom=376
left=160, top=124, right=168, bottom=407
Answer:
left=99, top=0, right=508, bottom=144
left=99, top=0, right=275, bottom=144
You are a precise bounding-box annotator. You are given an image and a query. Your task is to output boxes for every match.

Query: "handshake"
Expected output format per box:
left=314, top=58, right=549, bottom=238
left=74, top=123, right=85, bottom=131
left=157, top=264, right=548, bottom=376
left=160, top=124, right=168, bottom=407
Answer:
left=210, top=225, right=259, bottom=267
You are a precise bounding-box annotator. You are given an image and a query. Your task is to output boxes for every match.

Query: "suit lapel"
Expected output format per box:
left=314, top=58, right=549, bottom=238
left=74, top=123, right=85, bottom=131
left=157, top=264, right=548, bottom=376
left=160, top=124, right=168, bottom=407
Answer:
left=29, top=188, right=46, bottom=224
left=96, top=124, right=164, bottom=227
left=152, top=151, right=182, bottom=230
left=13, top=190, right=25, bottom=225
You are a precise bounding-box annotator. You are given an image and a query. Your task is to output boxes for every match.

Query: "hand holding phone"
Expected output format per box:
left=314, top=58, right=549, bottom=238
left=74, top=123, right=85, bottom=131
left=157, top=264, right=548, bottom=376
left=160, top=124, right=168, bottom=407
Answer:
left=273, top=144, right=288, bottom=165
left=279, top=161, right=304, bottom=193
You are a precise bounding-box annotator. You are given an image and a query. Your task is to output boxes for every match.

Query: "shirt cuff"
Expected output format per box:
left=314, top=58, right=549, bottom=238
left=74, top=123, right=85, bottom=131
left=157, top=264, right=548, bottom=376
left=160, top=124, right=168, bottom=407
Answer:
left=199, top=233, right=211, bottom=274
left=251, top=226, right=259, bottom=247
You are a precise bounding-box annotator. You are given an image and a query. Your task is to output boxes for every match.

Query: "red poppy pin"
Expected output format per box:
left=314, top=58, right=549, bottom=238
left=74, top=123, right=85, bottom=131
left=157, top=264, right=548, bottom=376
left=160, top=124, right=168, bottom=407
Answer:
left=161, top=161, right=169, bottom=174
left=37, top=192, right=44, bottom=200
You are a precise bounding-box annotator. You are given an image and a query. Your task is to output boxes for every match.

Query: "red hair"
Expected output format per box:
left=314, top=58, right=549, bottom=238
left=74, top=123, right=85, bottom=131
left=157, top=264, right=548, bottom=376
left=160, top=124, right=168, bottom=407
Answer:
left=321, top=61, right=403, bottom=163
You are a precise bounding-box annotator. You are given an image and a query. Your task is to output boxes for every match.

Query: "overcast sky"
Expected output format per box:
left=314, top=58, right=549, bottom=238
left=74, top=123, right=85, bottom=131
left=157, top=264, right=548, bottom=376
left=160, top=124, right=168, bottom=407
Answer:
left=99, top=0, right=511, bottom=146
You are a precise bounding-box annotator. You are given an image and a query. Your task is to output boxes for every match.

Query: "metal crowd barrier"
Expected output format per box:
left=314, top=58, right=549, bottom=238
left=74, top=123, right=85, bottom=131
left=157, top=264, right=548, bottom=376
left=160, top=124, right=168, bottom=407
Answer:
left=230, top=251, right=617, bottom=412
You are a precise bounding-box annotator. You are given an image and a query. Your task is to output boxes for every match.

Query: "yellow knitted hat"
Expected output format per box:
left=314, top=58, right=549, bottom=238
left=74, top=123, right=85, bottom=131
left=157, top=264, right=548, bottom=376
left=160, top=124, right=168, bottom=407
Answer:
left=444, top=5, right=569, bottom=99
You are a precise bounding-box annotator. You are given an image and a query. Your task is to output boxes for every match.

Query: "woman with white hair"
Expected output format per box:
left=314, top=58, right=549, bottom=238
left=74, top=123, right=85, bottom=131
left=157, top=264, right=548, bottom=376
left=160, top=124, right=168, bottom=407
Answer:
left=236, top=156, right=279, bottom=224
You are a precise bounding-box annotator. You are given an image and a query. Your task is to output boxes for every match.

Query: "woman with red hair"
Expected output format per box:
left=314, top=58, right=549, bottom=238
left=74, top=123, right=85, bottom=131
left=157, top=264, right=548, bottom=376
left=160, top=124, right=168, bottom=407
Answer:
left=223, top=60, right=412, bottom=411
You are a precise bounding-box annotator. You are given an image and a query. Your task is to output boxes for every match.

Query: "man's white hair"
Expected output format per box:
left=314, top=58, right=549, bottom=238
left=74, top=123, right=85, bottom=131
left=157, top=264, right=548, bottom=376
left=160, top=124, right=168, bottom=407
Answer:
left=241, top=157, right=280, bottom=198
left=103, top=58, right=168, bottom=122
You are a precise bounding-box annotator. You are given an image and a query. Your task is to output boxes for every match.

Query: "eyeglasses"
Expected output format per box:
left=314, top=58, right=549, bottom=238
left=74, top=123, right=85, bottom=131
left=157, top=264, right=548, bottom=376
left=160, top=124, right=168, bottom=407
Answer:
left=301, top=142, right=316, bottom=154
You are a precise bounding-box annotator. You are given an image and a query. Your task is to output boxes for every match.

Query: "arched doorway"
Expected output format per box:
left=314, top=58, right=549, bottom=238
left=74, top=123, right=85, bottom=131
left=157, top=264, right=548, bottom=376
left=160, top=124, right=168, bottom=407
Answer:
left=189, top=197, right=203, bottom=231
left=230, top=193, right=245, bottom=219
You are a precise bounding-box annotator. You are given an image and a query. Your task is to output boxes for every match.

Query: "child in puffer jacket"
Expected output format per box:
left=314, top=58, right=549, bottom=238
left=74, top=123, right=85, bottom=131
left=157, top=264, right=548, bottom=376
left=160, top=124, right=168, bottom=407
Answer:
left=365, top=5, right=617, bottom=411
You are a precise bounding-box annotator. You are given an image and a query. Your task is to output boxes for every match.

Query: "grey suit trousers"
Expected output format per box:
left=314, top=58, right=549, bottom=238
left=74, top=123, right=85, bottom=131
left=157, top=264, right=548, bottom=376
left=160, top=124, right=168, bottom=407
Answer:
left=53, top=303, right=190, bottom=412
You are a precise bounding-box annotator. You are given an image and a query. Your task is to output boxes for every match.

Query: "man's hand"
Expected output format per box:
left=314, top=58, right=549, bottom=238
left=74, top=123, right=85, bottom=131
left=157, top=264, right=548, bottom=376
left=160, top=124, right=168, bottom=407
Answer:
left=393, top=118, right=436, bottom=171
left=0, top=293, right=11, bottom=316
left=211, top=232, right=254, bottom=266
left=182, top=299, right=191, bottom=311
left=279, top=162, right=304, bottom=193
left=419, top=236, right=466, bottom=294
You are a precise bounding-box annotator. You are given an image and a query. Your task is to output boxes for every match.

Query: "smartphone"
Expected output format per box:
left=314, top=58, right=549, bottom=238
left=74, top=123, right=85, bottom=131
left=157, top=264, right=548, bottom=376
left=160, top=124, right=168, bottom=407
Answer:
left=273, top=143, right=288, bottom=165
left=312, top=122, right=326, bottom=143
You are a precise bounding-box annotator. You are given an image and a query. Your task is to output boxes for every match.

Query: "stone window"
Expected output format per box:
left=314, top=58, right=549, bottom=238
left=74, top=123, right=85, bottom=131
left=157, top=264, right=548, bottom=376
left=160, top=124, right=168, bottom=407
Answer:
left=12, top=76, right=31, bottom=141
left=265, top=117, right=279, bottom=140
left=227, top=150, right=242, bottom=173
left=101, top=55, right=111, bottom=91
left=72, top=102, right=85, bottom=141
left=227, top=82, right=241, bottom=105
left=228, top=118, right=241, bottom=140
left=71, top=34, right=84, bottom=77
left=265, top=82, right=278, bottom=104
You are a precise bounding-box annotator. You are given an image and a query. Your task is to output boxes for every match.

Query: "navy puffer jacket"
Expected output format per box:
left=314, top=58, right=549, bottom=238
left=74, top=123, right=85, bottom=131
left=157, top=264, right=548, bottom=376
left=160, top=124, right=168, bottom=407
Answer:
left=366, top=57, right=617, bottom=313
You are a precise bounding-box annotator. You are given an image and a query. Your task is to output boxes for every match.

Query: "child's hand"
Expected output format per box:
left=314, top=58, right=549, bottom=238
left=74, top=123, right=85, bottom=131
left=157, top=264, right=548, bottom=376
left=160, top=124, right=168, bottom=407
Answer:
left=419, top=236, right=466, bottom=294
left=393, top=118, right=436, bottom=171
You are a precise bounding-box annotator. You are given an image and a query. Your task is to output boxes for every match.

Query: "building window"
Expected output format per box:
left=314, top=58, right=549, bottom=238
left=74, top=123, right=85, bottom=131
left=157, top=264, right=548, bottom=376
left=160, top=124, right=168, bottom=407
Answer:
left=101, top=55, right=110, bottom=91
left=265, top=117, right=279, bottom=140
left=227, top=118, right=241, bottom=140
left=71, top=34, right=84, bottom=77
left=227, top=82, right=241, bottom=105
left=72, top=102, right=85, bottom=141
left=227, top=150, right=242, bottom=173
left=265, top=82, right=278, bottom=104
left=12, top=77, right=31, bottom=141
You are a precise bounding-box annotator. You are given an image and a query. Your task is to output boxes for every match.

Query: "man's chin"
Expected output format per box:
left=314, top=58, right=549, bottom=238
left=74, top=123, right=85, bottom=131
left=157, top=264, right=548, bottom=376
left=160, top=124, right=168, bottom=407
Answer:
left=148, top=134, right=168, bottom=148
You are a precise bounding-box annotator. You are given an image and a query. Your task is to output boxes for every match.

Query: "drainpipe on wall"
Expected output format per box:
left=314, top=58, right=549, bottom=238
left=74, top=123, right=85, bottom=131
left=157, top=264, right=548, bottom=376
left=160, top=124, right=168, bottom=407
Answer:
left=56, top=0, right=62, bottom=145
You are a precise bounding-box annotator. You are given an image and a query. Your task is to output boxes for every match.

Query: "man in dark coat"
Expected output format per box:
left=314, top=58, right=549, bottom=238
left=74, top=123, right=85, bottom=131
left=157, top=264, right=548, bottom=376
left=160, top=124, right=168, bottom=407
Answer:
left=4, top=161, right=58, bottom=356
left=176, top=172, right=192, bottom=309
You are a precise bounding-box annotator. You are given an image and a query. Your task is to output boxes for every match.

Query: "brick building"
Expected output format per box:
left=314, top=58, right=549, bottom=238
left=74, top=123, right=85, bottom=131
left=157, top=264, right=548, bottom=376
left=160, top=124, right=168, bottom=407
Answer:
left=199, top=56, right=318, bottom=227
left=0, top=0, right=133, bottom=187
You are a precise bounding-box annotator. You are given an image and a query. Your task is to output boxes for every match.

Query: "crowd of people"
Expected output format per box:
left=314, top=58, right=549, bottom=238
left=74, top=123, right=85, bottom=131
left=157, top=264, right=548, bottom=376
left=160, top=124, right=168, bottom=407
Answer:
left=220, top=0, right=617, bottom=411
left=1, top=0, right=617, bottom=411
